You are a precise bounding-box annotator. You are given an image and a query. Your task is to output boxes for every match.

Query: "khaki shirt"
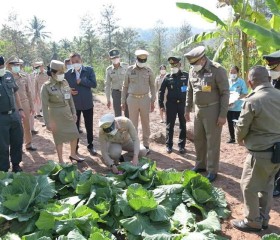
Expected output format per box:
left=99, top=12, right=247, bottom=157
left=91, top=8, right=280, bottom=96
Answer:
left=236, top=83, right=280, bottom=150
left=14, top=73, right=34, bottom=110
left=35, top=71, right=49, bottom=99
left=99, top=117, right=140, bottom=166
left=186, top=58, right=229, bottom=117
left=121, top=64, right=156, bottom=104
left=41, top=78, right=76, bottom=126
left=105, top=62, right=128, bottom=101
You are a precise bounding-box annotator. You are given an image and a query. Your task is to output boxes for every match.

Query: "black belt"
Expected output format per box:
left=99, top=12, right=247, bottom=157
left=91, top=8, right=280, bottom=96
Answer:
left=112, top=89, right=121, bottom=91
left=249, top=146, right=274, bottom=152
left=0, top=109, right=15, bottom=115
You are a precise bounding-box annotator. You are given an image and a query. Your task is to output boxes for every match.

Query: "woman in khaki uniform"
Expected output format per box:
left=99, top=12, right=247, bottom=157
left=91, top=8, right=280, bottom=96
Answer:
left=41, top=60, right=84, bottom=163
left=6, top=56, right=37, bottom=151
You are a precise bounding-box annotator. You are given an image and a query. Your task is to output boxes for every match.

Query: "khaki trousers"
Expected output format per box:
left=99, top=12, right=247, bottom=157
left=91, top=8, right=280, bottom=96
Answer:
left=108, top=141, right=147, bottom=163
left=21, top=101, right=32, bottom=148
left=240, top=151, right=280, bottom=228
left=127, top=95, right=151, bottom=147
left=193, top=103, right=222, bottom=174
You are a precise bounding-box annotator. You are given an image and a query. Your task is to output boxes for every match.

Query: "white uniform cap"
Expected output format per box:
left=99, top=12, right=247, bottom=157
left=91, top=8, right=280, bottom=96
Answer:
left=99, top=113, right=115, bottom=128
left=135, top=50, right=149, bottom=58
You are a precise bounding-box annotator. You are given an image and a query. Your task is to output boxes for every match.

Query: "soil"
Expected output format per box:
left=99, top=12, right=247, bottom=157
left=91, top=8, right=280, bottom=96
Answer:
left=22, top=94, right=280, bottom=240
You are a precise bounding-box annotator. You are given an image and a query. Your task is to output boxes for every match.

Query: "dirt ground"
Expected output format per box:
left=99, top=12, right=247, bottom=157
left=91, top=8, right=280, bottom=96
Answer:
left=21, top=94, right=280, bottom=240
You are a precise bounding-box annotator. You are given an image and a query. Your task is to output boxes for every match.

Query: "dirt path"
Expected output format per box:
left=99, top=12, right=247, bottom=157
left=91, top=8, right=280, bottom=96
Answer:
left=22, top=94, right=280, bottom=240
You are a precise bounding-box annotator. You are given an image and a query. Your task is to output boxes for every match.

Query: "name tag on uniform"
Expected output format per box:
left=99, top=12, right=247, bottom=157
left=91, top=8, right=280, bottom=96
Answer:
left=64, top=93, right=71, bottom=100
left=202, top=85, right=211, bottom=92
left=181, top=85, right=187, bottom=92
left=204, top=73, right=212, bottom=77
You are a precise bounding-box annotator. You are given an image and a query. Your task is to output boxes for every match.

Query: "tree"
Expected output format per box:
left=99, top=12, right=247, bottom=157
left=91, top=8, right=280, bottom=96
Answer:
left=174, top=0, right=280, bottom=78
left=149, top=20, right=168, bottom=70
left=26, top=16, right=50, bottom=45
left=99, top=4, right=119, bottom=51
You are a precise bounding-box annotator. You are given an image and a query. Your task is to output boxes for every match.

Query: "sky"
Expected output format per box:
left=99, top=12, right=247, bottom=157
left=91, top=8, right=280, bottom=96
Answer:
left=1, top=0, right=231, bottom=42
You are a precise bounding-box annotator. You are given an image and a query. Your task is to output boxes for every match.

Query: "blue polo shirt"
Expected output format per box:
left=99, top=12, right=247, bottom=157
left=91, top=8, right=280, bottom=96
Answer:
left=229, top=77, right=248, bottom=111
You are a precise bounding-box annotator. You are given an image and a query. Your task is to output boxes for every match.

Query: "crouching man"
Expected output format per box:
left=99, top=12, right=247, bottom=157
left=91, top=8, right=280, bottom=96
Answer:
left=99, top=113, right=148, bottom=174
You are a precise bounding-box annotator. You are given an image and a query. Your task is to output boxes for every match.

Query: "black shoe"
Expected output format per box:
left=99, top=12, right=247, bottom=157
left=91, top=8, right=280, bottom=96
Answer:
left=206, top=173, right=217, bottom=182
left=69, top=156, right=85, bottom=163
left=88, top=146, right=97, bottom=156
left=191, top=167, right=206, bottom=173
left=273, top=189, right=280, bottom=197
left=262, top=224, right=268, bottom=230
left=26, top=146, right=37, bottom=151
left=144, top=146, right=150, bottom=154
left=119, top=155, right=125, bottom=162
left=78, top=129, right=83, bottom=134
left=42, top=124, right=46, bottom=127
left=31, top=130, right=39, bottom=135
left=227, top=139, right=235, bottom=144
left=12, top=165, right=23, bottom=173
left=231, top=219, right=261, bottom=232
left=36, top=114, right=43, bottom=118
left=179, top=147, right=186, bottom=154
left=166, top=147, right=172, bottom=154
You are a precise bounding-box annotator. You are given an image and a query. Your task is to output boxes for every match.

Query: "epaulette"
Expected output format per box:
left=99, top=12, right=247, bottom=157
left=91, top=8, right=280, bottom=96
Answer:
left=19, top=72, right=27, bottom=78
left=211, top=61, right=221, bottom=69
left=45, top=80, right=51, bottom=85
left=245, top=91, right=255, bottom=98
left=106, top=65, right=113, bottom=71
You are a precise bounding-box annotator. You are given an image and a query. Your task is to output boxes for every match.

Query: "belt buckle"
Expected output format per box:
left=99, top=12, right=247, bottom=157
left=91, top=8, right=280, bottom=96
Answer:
left=8, top=110, right=12, bottom=114
left=177, top=100, right=180, bottom=103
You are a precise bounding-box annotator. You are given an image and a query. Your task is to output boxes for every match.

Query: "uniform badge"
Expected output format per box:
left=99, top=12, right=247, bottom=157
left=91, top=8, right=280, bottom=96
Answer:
left=204, top=73, right=212, bottom=77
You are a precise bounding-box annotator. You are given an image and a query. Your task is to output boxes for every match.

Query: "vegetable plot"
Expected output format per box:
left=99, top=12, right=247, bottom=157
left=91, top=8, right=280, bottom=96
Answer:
left=0, top=158, right=231, bottom=240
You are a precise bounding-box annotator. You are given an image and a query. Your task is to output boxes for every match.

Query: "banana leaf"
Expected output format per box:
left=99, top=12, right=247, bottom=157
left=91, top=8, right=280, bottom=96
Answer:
left=270, top=15, right=280, bottom=31
left=176, top=2, right=227, bottom=29
left=173, top=31, right=221, bottom=52
left=213, top=39, right=227, bottom=62
left=238, top=19, right=280, bottom=49
left=265, top=0, right=280, bottom=16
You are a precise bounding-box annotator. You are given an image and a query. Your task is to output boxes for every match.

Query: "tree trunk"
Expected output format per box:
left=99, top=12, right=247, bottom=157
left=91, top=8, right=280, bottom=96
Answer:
left=241, top=31, right=249, bottom=80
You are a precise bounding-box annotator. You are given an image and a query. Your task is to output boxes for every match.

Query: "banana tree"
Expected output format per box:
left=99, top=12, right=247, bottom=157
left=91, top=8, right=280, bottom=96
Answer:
left=174, top=0, right=280, bottom=79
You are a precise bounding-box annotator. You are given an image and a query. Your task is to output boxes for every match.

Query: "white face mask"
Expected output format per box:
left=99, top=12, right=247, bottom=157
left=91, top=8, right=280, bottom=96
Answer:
left=136, top=61, right=146, bottom=68
left=66, top=64, right=73, bottom=70
left=73, top=63, right=82, bottom=70
left=160, top=69, right=166, bottom=75
left=192, top=64, right=203, bottom=72
left=171, top=68, right=179, bottom=74
left=12, top=66, right=21, bottom=73
left=229, top=74, right=238, bottom=80
left=268, top=70, right=280, bottom=80
left=0, top=68, right=5, bottom=77
left=112, top=58, right=120, bottom=65
left=56, top=74, right=65, bottom=82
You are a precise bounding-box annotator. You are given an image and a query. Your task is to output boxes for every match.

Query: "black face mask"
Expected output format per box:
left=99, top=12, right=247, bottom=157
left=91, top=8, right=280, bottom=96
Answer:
left=103, top=121, right=115, bottom=133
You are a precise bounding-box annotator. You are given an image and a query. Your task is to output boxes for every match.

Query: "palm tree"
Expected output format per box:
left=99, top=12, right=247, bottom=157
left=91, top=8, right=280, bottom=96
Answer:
left=26, top=16, right=50, bottom=45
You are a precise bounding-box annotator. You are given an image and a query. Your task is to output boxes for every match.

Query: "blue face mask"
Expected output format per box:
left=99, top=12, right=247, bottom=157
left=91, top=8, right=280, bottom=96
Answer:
left=12, top=66, right=21, bottom=73
left=66, top=64, right=73, bottom=70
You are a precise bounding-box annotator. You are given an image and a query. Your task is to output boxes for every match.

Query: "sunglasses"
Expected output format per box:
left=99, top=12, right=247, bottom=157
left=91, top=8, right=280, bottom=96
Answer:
left=137, top=57, right=147, bottom=63
left=103, top=121, right=115, bottom=133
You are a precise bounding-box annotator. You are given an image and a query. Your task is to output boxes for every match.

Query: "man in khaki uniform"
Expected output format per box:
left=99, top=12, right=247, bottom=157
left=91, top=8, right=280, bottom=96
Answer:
left=105, top=49, right=129, bottom=117
left=184, top=46, right=229, bottom=182
left=34, top=61, right=48, bottom=117
left=99, top=113, right=147, bottom=174
left=121, top=50, right=156, bottom=152
left=231, top=66, right=280, bottom=232
left=6, top=56, right=37, bottom=151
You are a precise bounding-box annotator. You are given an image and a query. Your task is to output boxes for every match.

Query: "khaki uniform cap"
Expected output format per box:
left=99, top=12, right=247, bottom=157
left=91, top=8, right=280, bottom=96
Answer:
left=263, top=50, right=280, bottom=70
left=6, top=56, right=21, bottom=65
left=33, top=61, right=44, bottom=68
left=50, top=60, right=65, bottom=72
left=99, top=113, right=115, bottom=128
left=184, top=46, right=205, bottom=64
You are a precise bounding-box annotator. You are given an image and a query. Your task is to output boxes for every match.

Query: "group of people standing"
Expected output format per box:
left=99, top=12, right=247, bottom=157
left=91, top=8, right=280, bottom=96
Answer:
left=0, top=45, right=280, bottom=233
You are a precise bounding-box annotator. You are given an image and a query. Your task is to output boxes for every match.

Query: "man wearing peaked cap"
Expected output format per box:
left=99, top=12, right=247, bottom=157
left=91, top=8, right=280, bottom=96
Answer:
left=121, top=49, right=156, bottom=152
left=263, top=50, right=280, bottom=198
left=184, top=45, right=229, bottom=182
left=98, top=113, right=147, bottom=174
left=6, top=55, right=37, bottom=152
left=159, top=56, right=188, bottom=154
left=231, top=66, right=280, bottom=232
left=105, top=48, right=129, bottom=118
left=0, top=55, right=25, bottom=173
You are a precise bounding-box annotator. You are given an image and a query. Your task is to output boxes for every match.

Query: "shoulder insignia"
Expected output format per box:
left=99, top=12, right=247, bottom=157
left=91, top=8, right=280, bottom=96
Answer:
left=212, top=61, right=221, bottom=68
